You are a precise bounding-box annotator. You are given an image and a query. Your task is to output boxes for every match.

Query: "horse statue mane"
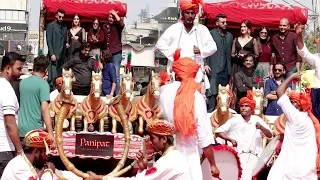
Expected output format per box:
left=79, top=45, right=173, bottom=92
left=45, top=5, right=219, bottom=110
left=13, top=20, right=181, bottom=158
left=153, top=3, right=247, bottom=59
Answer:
left=109, top=71, right=137, bottom=134
left=211, top=84, right=236, bottom=130
left=136, top=70, right=162, bottom=135
left=80, top=71, right=108, bottom=132
left=49, top=68, right=77, bottom=131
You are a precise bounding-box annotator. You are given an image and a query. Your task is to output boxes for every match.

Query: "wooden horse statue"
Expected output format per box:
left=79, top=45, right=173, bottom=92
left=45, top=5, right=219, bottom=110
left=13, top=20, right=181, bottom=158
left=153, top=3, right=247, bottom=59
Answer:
left=252, top=87, right=271, bottom=148
left=136, top=71, right=161, bottom=135
left=210, top=84, right=235, bottom=130
left=109, top=72, right=137, bottom=134
left=80, top=71, right=108, bottom=132
left=49, top=68, right=78, bottom=131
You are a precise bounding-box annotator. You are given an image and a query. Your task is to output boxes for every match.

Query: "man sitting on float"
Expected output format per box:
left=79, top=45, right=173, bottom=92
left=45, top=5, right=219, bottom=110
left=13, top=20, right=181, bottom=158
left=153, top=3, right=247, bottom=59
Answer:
left=1, top=129, right=81, bottom=180
left=215, top=91, right=272, bottom=180
left=85, top=120, right=192, bottom=180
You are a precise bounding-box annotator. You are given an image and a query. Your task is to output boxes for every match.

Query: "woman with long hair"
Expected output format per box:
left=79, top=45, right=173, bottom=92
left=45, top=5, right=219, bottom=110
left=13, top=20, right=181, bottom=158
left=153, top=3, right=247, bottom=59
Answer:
left=256, top=27, right=274, bottom=81
left=88, top=18, right=103, bottom=57
left=66, top=14, right=86, bottom=61
left=231, top=20, right=259, bottom=77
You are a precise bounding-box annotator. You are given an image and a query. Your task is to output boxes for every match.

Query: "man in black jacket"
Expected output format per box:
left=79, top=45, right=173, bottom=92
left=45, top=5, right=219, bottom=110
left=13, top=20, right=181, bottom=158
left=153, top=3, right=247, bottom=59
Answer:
left=205, top=14, right=233, bottom=112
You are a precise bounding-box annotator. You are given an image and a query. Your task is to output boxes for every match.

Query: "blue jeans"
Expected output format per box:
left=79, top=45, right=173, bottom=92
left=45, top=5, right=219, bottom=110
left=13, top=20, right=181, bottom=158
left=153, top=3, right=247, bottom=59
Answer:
left=112, top=52, right=122, bottom=95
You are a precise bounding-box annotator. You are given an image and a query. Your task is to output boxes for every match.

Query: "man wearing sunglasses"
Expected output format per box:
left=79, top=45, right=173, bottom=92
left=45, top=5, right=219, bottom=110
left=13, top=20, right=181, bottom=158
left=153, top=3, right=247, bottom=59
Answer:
left=265, top=63, right=292, bottom=116
left=46, top=8, right=67, bottom=92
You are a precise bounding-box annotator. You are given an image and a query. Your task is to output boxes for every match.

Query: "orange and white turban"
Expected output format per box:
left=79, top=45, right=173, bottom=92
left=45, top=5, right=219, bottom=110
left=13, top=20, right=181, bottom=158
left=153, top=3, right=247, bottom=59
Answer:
left=289, top=90, right=320, bottom=170
left=24, top=129, right=54, bottom=154
left=146, top=120, right=175, bottom=136
left=239, top=90, right=256, bottom=112
left=172, top=49, right=200, bottom=137
left=180, top=0, right=203, bottom=15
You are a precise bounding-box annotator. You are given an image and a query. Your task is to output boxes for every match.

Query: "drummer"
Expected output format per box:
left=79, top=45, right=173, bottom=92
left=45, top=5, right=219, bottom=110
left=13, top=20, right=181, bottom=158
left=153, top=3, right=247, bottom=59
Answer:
left=84, top=120, right=192, bottom=180
left=215, top=91, right=272, bottom=179
left=267, top=72, right=320, bottom=180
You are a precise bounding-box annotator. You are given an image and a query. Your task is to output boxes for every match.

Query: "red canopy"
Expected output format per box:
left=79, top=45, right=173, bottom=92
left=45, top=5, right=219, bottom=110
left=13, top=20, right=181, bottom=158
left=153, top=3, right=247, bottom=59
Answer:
left=43, top=0, right=127, bottom=22
left=203, top=0, right=308, bottom=29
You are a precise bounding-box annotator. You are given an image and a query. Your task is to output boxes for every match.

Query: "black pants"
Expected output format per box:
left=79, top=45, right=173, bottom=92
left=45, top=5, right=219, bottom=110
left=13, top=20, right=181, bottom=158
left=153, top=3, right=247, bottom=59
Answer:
left=73, top=85, right=90, bottom=96
left=207, top=73, right=229, bottom=113
left=0, top=151, right=15, bottom=177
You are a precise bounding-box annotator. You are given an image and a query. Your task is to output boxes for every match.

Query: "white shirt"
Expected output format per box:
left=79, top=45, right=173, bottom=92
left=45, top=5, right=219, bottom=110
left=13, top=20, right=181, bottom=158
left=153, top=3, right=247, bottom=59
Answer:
left=1, top=155, right=50, bottom=180
left=297, top=45, right=320, bottom=87
left=49, top=89, right=59, bottom=102
left=159, top=82, right=214, bottom=180
left=0, top=78, right=19, bottom=152
left=215, top=115, right=272, bottom=156
left=156, top=22, right=217, bottom=63
left=109, top=149, right=191, bottom=180
left=268, top=94, right=317, bottom=180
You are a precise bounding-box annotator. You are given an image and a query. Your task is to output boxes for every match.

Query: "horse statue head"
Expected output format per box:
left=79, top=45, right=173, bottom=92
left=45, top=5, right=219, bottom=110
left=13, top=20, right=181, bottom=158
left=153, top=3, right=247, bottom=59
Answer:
left=252, top=87, right=264, bottom=115
left=120, top=72, right=134, bottom=100
left=217, top=84, right=231, bottom=113
left=61, top=68, right=74, bottom=99
left=90, top=71, right=102, bottom=99
left=148, top=70, right=160, bottom=99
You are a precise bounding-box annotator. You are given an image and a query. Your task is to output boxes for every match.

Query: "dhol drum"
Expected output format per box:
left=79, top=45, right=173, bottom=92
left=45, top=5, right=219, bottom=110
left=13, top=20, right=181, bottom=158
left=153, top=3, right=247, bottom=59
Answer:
left=201, top=144, right=242, bottom=180
left=252, top=136, right=280, bottom=180
left=238, top=151, right=259, bottom=180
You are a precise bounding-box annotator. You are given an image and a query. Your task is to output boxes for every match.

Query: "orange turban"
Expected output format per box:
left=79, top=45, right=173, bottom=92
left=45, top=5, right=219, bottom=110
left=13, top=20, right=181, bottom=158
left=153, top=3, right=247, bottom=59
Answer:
left=159, top=71, right=169, bottom=86
left=24, top=129, right=54, bottom=154
left=239, top=90, right=256, bottom=112
left=172, top=49, right=200, bottom=136
left=146, top=120, right=175, bottom=136
left=55, top=77, right=62, bottom=85
left=289, top=90, right=320, bottom=170
left=180, top=0, right=203, bottom=15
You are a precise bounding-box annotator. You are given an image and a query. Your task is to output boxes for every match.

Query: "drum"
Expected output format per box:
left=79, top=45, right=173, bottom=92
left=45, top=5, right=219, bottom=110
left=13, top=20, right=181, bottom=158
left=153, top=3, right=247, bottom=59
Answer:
left=238, top=151, right=259, bottom=180
left=252, top=136, right=280, bottom=179
left=201, top=144, right=242, bottom=180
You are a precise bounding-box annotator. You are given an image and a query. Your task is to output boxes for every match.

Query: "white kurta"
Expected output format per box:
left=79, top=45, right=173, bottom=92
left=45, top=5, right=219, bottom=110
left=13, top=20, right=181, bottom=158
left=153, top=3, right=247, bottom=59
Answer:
left=156, top=21, right=217, bottom=86
left=159, top=82, right=214, bottom=180
left=1, top=155, right=51, bottom=180
left=297, top=45, right=320, bottom=87
left=215, top=115, right=272, bottom=180
left=268, top=94, right=317, bottom=180
left=109, top=149, right=191, bottom=180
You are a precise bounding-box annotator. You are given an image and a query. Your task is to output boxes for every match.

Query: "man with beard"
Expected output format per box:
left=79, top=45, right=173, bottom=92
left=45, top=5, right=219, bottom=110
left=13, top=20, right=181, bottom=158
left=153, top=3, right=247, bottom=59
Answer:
left=62, top=42, right=99, bottom=95
left=156, top=0, right=216, bottom=94
left=0, top=52, right=25, bottom=177
left=84, top=120, right=192, bottom=180
left=1, top=129, right=53, bottom=180
left=46, top=9, right=67, bottom=91
left=101, top=9, right=125, bottom=95
left=205, top=14, right=233, bottom=112
left=270, top=18, right=301, bottom=77
left=265, top=63, right=291, bottom=116
left=215, top=91, right=272, bottom=180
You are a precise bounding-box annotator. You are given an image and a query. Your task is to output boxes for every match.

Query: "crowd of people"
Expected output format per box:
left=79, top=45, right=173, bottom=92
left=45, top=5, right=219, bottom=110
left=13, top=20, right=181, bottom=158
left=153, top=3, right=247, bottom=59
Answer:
left=1, top=0, right=320, bottom=179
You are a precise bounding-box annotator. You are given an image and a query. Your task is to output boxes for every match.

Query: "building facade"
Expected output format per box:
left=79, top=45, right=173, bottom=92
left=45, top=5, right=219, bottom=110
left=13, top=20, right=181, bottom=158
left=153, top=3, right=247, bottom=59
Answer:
left=0, top=0, right=29, bottom=55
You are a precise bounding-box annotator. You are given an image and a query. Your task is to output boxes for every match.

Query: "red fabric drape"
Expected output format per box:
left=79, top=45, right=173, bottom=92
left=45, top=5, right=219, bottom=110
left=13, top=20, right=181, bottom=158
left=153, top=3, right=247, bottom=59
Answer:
left=203, top=0, right=308, bottom=29
left=43, top=0, right=127, bottom=22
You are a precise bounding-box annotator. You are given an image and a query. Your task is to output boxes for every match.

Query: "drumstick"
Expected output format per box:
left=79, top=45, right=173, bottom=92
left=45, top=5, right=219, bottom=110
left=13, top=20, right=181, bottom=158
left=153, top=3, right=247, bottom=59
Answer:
left=246, top=129, right=258, bottom=164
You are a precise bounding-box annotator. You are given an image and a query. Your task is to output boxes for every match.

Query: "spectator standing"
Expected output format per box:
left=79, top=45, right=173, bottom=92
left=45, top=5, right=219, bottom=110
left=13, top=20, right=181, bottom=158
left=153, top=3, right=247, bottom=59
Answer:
left=18, top=56, right=54, bottom=140
left=0, top=52, right=24, bottom=176
left=270, top=18, right=301, bottom=77
left=100, top=50, right=117, bottom=97
left=46, top=9, right=67, bottom=91
left=102, top=10, right=125, bottom=95
left=88, top=18, right=104, bottom=57
left=205, top=14, right=233, bottom=112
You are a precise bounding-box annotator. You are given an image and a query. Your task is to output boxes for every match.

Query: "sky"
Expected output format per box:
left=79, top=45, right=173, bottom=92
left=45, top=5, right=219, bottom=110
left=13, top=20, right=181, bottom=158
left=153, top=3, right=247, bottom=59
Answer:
left=28, top=0, right=314, bottom=30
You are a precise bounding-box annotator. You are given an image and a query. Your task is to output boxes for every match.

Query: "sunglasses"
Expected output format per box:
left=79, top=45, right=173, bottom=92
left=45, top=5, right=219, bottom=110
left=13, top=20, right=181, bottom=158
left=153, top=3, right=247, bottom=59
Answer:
left=274, top=69, right=283, bottom=72
left=260, top=32, right=267, bottom=34
left=93, top=23, right=99, bottom=25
